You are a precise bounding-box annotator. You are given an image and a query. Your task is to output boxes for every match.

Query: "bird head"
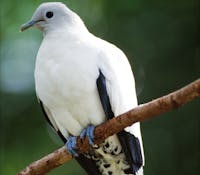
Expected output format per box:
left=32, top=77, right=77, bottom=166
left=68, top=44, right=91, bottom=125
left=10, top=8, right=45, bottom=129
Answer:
left=20, top=2, right=81, bottom=33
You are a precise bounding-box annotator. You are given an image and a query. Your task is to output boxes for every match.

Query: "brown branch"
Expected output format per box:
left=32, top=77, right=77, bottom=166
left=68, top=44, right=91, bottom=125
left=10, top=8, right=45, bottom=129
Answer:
left=18, top=79, right=200, bottom=175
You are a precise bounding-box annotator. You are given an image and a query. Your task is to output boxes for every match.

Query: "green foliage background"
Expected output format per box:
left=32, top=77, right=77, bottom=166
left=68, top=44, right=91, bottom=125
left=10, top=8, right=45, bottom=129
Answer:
left=0, top=0, right=199, bottom=174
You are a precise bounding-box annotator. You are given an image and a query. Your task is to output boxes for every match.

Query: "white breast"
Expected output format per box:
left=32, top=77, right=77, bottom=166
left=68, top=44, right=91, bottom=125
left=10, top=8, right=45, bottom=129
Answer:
left=35, top=32, right=105, bottom=136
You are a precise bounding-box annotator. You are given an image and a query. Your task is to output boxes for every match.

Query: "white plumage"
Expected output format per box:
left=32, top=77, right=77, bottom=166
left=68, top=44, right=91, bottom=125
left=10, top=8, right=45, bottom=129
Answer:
left=21, top=2, right=144, bottom=175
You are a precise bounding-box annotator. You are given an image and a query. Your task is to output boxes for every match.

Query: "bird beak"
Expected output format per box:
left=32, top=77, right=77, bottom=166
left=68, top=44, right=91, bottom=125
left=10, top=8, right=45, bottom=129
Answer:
left=20, top=20, right=38, bottom=32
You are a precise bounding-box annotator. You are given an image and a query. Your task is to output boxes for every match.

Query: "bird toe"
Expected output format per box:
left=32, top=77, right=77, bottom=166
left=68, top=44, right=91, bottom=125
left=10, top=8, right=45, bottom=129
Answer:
left=65, top=136, right=78, bottom=157
left=80, top=125, right=95, bottom=145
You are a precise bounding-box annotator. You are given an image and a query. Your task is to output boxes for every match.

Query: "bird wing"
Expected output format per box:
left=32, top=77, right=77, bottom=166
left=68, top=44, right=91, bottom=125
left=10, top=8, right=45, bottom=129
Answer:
left=97, top=42, right=144, bottom=173
left=38, top=98, right=69, bottom=142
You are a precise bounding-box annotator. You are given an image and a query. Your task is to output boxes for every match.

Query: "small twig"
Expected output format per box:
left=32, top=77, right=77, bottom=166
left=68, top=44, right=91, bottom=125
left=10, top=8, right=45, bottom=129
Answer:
left=18, top=79, right=200, bottom=175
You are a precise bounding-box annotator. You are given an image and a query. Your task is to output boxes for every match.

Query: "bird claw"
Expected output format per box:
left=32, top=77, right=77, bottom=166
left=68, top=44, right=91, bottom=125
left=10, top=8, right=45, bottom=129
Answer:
left=80, top=125, right=95, bottom=145
left=65, top=136, right=78, bottom=157
left=65, top=125, right=95, bottom=156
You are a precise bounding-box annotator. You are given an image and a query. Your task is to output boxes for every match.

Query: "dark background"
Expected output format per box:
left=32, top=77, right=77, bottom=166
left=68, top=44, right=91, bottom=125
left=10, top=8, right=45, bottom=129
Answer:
left=0, top=0, right=199, bottom=174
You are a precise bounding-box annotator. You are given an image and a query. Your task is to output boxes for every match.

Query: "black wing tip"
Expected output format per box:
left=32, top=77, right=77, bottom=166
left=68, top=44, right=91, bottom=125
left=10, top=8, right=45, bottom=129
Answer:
left=118, top=131, right=143, bottom=173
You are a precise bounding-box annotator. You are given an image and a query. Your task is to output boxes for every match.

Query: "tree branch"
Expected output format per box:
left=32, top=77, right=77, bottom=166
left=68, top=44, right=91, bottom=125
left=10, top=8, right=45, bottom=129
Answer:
left=18, top=79, right=200, bottom=175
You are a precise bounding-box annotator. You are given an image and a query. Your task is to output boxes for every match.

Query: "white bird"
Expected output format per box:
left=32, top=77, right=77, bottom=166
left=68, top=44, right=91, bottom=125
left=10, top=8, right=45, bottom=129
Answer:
left=21, top=2, right=144, bottom=175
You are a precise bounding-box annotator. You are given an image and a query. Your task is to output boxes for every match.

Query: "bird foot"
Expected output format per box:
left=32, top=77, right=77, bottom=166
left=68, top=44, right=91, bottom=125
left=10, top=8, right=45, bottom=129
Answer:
left=80, top=124, right=95, bottom=145
left=65, top=125, right=95, bottom=156
left=65, top=136, right=78, bottom=157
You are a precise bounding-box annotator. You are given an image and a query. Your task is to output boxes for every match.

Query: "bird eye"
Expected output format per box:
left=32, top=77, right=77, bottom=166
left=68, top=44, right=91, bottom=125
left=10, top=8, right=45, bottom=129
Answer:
left=46, top=11, right=54, bottom=18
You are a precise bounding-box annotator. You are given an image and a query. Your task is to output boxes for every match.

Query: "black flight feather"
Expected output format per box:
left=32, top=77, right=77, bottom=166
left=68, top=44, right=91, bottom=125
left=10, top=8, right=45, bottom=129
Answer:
left=96, top=69, right=143, bottom=174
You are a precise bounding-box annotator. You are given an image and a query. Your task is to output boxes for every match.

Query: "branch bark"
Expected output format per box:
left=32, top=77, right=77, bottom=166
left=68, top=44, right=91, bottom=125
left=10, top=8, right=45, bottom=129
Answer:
left=18, top=79, right=200, bottom=175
